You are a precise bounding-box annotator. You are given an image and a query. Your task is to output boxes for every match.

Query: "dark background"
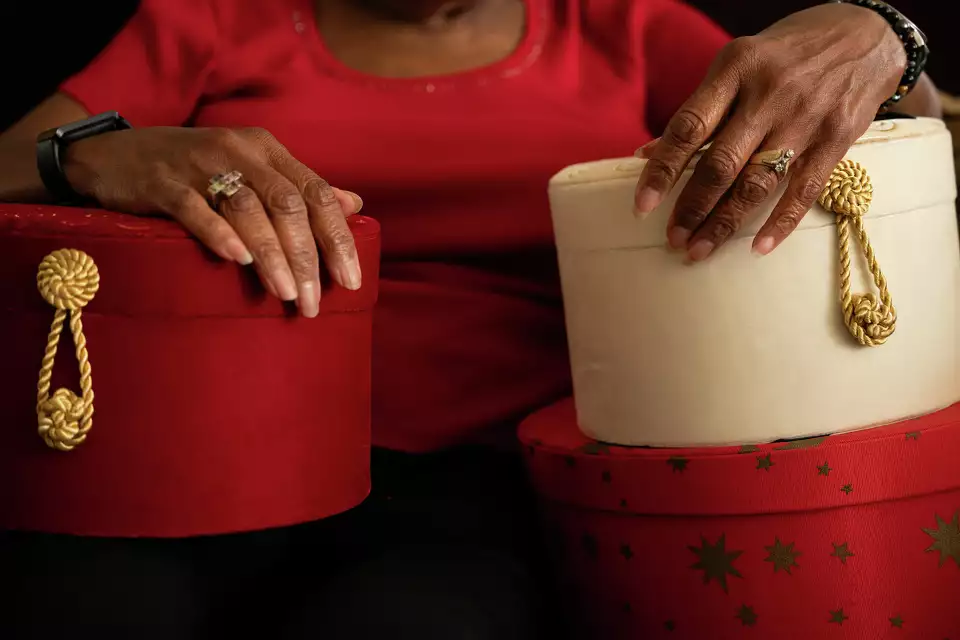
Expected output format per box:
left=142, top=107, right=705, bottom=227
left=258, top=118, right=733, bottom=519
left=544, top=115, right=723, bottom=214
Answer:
left=0, top=1, right=954, bottom=131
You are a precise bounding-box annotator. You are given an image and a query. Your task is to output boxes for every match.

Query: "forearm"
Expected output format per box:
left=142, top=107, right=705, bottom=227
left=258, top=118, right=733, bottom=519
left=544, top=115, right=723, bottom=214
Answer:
left=0, top=93, right=90, bottom=203
left=0, top=138, right=51, bottom=203
left=897, top=72, right=941, bottom=118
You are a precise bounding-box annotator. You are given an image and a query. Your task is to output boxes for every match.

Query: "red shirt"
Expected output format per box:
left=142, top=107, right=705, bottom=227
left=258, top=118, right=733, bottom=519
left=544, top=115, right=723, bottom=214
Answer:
left=61, top=0, right=729, bottom=452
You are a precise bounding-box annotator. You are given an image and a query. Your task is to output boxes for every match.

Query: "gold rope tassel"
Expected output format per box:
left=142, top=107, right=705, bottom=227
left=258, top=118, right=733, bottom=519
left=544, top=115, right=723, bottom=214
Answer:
left=35, top=249, right=100, bottom=451
left=817, top=160, right=896, bottom=347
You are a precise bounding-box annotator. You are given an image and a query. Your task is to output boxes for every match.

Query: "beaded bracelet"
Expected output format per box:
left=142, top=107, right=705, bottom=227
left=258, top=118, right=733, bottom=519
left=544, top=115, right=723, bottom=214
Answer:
left=834, top=0, right=929, bottom=112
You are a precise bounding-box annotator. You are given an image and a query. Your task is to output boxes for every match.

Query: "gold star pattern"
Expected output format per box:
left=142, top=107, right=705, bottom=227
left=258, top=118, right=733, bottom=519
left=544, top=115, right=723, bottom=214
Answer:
left=817, top=461, right=832, bottom=477
left=890, top=614, right=904, bottom=628
left=831, top=542, right=854, bottom=564
left=689, top=534, right=744, bottom=593
left=775, top=436, right=828, bottom=450
left=738, top=444, right=759, bottom=454
left=601, top=470, right=612, bottom=484
left=764, top=537, right=801, bottom=574
left=756, top=453, right=774, bottom=471
left=620, top=544, right=634, bottom=560
left=667, top=456, right=689, bottom=473
left=828, top=608, right=849, bottom=625
left=922, top=511, right=960, bottom=568
left=905, top=431, right=921, bottom=441
left=735, top=604, right=758, bottom=627
left=840, top=484, right=854, bottom=495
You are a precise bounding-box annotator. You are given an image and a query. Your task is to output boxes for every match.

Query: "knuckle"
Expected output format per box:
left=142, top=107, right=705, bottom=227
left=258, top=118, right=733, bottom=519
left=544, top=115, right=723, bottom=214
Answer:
left=166, top=185, right=198, bottom=216
left=286, top=244, right=319, bottom=272
left=709, top=214, right=740, bottom=242
left=228, top=187, right=263, bottom=216
left=723, top=36, right=761, bottom=67
left=825, top=112, right=857, bottom=144
left=323, top=225, right=357, bottom=259
left=642, top=158, right=680, bottom=190
left=736, top=168, right=777, bottom=205
left=240, top=126, right=276, bottom=145
left=700, top=146, right=741, bottom=187
left=797, top=175, right=827, bottom=206
left=775, top=210, right=803, bottom=235
left=303, top=176, right=338, bottom=207
left=667, top=109, right=709, bottom=148
left=262, top=184, right=307, bottom=218
left=207, top=127, right=244, bottom=150
left=673, top=204, right=710, bottom=230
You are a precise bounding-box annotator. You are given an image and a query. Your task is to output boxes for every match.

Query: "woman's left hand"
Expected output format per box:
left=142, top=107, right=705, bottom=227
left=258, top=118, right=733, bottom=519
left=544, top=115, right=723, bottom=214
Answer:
left=633, top=3, right=908, bottom=260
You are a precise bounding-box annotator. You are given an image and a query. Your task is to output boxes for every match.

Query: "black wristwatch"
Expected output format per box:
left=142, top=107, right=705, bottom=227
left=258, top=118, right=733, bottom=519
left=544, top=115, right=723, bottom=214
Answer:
left=36, top=111, right=132, bottom=203
left=833, top=1, right=929, bottom=112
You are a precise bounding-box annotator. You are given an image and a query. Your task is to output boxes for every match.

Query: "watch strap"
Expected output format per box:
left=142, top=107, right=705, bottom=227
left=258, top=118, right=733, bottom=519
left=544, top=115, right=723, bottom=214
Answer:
left=36, top=111, right=132, bottom=204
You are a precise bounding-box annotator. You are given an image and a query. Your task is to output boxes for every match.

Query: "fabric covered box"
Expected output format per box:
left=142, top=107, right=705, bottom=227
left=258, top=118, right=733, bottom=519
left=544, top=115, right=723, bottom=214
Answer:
left=0, top=204, right=380, bottom=537
left=520, top=398, right=960, bottom=639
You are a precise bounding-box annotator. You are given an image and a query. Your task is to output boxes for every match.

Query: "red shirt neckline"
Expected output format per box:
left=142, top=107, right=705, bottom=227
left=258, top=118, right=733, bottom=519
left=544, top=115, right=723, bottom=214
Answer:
left=295, top=0, right=549, bottom=90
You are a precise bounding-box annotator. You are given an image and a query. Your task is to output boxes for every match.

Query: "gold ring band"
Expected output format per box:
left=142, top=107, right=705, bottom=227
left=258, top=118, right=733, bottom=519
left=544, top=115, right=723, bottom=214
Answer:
left=748, top=149, right=795, bottom=180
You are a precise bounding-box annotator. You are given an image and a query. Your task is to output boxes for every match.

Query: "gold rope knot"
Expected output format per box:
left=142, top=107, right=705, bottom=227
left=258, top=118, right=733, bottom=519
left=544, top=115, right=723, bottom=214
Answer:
left=38, top=388, right=86, bottom=449
left=37, top=248, right=99, bottom=310
left=819, top=160, right=873, bottom=217
left=817, top=160, right=896, bottom=347
left=35, top=249, right=99, bottom=451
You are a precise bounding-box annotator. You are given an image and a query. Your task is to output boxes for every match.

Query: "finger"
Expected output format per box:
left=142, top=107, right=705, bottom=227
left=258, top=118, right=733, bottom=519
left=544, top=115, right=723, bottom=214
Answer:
left=238, top=162, right=323, bottom=317
left=219, top=183, right=300, bottom=306
left=667, top=105, right=771, bottom=249
left=752, top=146, right=842, bottom=255
left=634, top=73, right=740, bottom=216
left=151, top=179, right=253, bottom=265
left=273, top=158, right=362, bottom=291
left=634, top=138, right=660, bottom=159
left=332, top=188, right=363, bottom=215
left=686, top=139, right=803, bottom=262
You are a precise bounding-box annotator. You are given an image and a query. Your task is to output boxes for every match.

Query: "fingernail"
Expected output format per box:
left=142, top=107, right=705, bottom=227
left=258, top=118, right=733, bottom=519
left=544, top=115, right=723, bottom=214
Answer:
left=667, top=226, right=691, bottom=250
left=753, top=236, right=775, bottom=256
left=633, top=138, right=660, bottom=159
left=687, top=239, right=714, bottom=262
left=298, top=280, right=320, bottom=318
left=344, top=191, right=364, bottom=213
left=225, top=238, right=254, bottom=265
left=272, top=269, right=298, bottom=301
left=335, top=259, right=362, bottom=291
left=633, top=206, right=651, bottom=221
left=634, top=187, right=663, bottom=217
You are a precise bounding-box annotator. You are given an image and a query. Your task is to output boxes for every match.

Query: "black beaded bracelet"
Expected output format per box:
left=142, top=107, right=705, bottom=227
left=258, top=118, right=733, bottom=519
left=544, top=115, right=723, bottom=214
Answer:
left=834, top=0, right=929, bottom=112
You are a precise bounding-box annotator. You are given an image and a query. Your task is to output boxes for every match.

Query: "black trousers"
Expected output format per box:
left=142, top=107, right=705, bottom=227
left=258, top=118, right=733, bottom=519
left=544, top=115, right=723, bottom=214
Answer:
left=0, top=447, right=562, bottom=640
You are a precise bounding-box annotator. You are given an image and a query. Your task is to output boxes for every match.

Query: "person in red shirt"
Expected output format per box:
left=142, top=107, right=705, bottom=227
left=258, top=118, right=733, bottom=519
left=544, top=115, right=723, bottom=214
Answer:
left=0, top=0, right=940, bottom=637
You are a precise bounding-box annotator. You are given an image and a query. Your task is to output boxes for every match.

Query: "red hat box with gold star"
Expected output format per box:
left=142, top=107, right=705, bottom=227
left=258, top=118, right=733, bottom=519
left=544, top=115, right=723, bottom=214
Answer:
left=520, top=397, right=960, bottom=639
left=0, top=204, right=380, bottom=537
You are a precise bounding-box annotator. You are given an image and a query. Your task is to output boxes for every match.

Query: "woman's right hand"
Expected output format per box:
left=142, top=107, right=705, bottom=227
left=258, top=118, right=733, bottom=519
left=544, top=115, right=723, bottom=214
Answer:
left=62, top=126, right=363, bottom=318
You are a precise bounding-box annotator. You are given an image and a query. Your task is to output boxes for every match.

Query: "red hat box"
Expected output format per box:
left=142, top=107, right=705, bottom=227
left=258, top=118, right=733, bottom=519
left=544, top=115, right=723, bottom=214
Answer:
left=520, top=398, right=960, bottom=639
left=0, top=204, right=381, bottom=537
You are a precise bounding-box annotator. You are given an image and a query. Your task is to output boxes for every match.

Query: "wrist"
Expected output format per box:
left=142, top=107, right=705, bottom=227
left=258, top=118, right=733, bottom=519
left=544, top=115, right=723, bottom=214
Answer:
left=833, top=0, right=929, bottom=112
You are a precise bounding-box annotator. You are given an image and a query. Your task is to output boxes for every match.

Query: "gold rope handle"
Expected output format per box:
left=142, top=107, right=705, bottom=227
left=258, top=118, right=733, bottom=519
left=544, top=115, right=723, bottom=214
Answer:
left=817, top=160, right=896, bottom=347
left=35, top=249, right=100, bottom=451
